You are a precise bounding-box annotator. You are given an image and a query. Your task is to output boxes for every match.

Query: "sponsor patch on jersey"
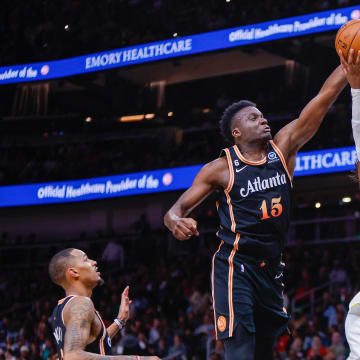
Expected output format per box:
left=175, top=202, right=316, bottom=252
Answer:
left=268, top=151, right=280, bottom=163
left=217, top=316, right=227, bottom=332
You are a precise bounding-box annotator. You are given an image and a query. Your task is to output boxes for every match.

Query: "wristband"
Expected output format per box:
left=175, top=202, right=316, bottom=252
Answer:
left=114, top=318, right=126, bottom=330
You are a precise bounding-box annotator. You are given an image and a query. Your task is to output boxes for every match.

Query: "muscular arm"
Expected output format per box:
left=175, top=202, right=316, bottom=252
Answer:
left=274, top=65, right=347, bottom=176
left=164, top=157, right=228, bottom=240
left=63, top=297, right=154, bottom=360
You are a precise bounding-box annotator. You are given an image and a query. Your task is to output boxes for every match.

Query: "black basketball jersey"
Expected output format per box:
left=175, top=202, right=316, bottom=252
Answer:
left=216, top=141, right=292, bottom=259
left=50, top=296, right=112, bottom=360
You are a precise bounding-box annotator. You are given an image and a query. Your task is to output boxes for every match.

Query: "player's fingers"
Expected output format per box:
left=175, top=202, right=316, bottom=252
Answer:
left=186, top=218, right=198, bottom=234
left=349, top=48, right=354, bottom=64
left=356, top=50, right=360, bottom=65
left=176, top=222, right=195, bottom=236
left=338, top=50, right=348, bottom=73
left=173, top=228, right=189, bottom=240
left=122, top=286, right=129, bottom=296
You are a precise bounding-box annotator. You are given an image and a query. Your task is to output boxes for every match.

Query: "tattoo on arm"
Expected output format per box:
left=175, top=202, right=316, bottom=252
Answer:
left=63, top=298, right=143, bottom=360
left=64, top=297, right=94, bottom=353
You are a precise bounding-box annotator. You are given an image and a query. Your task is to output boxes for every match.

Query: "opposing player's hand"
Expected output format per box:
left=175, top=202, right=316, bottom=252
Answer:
left=171, top=217, right=199, bottom=240
left=117, top=285, right=132, bottom=321
left=339, top=48, right=360, bottom=88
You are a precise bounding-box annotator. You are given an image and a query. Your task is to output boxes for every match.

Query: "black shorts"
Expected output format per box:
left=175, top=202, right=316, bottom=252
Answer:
left=211, top=241, right=289, bottom=340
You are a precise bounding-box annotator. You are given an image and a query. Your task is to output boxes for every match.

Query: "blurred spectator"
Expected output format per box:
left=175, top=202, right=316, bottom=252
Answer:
left=307, top=335, right=327, bottom=359
left=327, top=331, right=345, bottom=360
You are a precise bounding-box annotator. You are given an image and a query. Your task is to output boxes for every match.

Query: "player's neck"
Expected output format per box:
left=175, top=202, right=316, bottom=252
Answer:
left=235, top=141, right=268, bottom=161
left=65, top=284, right=93, bottom=298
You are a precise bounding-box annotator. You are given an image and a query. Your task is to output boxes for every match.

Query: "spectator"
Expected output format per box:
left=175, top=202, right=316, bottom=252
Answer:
left=167, top=335, right=186, bottom=360
left=307, top=336, right=327, bottom=359
left=327, top=332, right=345, bottom=360
left=329, top=261, right=347, bottom=285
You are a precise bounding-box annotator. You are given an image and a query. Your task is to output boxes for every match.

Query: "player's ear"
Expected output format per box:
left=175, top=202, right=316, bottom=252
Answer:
left=232, top=127, right=241, bottom=139
left=67, top=267, right=79, bottom=279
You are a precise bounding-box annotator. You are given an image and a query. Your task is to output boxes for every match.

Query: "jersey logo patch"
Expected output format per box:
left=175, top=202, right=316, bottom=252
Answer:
left=268, top=151, right=280, bottom=163
left=53, top=327, right=62, bottom=344
left=234, top=160, right=240, bottom=167
left=235, top=166, right=247, bottom=173
left=217, top=316, right=227, bottom=332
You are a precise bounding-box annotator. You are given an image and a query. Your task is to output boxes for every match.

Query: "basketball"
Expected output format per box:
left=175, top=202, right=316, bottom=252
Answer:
left=335, top=19, right=360, bottom=59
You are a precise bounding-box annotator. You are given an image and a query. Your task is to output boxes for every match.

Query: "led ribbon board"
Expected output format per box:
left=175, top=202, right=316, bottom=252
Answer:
left=1, top=6, right=359, bottom=85
left=0, top=146, right=357, bottom=207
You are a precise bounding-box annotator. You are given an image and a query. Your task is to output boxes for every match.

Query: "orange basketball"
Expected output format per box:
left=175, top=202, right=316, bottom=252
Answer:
left=335, top=19, right=360, bottom=60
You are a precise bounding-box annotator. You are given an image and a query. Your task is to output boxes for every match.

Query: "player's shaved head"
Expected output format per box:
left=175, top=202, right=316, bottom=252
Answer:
left=49, top=248, right=76, bottom=286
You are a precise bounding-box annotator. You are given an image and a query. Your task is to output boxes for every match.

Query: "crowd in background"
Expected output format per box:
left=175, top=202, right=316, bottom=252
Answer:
left=1, top=227, right=360, bottom=360
left=0, top=0, right=357, bottom=66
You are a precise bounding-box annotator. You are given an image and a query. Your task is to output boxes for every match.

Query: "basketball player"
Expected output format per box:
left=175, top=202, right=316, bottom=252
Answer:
left=339, top=48, right=360, bottom=360
left=164, top=65, right=347, bottom=359
left=48, top=248, right=160, bottom=360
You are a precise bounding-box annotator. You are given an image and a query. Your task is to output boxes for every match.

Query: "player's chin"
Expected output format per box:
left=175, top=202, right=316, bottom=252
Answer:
left=263, top=132, right=272, bottom=140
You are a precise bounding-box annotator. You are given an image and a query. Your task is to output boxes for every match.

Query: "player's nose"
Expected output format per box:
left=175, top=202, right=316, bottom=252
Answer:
left=260, top=117, right=268, bottom=125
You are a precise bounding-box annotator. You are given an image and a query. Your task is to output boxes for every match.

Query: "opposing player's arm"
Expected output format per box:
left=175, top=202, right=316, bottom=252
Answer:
left=63, top=297, right=158, bottom=360
left=164, top=157, right=228, bottom=240
left=274, top=65, right=347, bottom=176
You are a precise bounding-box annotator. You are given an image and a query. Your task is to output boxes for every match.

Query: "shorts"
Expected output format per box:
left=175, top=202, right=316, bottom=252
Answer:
left=211, top=241, right=289, bottom=340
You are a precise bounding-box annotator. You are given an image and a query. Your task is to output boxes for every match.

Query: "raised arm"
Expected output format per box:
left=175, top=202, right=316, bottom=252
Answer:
left=164, top=157, right=228, bottom=240
left=339, top=49, right=360, bottom=182
left=274, top=64, right=347, bottom=176
left=63, top=297, right=159, bottom=360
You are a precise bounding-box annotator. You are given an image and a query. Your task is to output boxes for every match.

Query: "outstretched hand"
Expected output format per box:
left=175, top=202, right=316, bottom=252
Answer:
left=339, top=48, right=360, bottom=89
left=117, top=286, right=132, bottom=321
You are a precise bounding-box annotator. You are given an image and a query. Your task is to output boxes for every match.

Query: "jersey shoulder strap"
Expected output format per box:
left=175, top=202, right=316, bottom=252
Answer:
left=268, top=140, right=293, bottom=186
left=220, top=147, right=235, bottom=193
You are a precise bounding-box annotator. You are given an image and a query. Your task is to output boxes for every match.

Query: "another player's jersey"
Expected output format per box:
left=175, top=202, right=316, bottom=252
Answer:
left=50, top=296, right=112, bottom=360
left=217, top=141, right=292, bottom=259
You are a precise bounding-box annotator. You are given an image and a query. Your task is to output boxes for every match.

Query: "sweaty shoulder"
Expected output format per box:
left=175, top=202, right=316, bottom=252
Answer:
left=63, top=296, right=95, bottom=325
left=195, top=157, right=229, bottom=190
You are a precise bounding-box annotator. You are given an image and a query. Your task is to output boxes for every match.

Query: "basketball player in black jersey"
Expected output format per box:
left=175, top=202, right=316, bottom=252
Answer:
left=164, top=65, right=347, bottom=359
left=48, top=248, right=160, bottom=360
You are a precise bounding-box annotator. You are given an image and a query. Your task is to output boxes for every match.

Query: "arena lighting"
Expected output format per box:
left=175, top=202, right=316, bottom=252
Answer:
left=173, top=33, right=178, bottom=37
left=315, top=202, right=321, bottom=208
left=64, top=24, right=70, bottom=31
left=342, top=196, right=352, bottom=203
left=202, top=108, right=211, bottom=113
left=144, top=113, right=155, bottom=120
left=85, top=116, right=92, bottom=122
left=168, top=111, right=174, bottom=117
left=120, top=114, right=144, bottom=122
left=226, top=0, right=231, bottom=3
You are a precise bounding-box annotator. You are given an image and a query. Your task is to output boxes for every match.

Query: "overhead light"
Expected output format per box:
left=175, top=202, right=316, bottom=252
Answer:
left=173, top=33, right=178, bottom=37
left=202, top=108, right=211, bottom=113
left=315, top=202, right=321, bottom=209
left=64, top=24, right=70, bottom=31
left=145, top=113, right=155, bottom=120
left=226, top=0, right=231, bottom=3
left=85, top=116, right=92, bottom=123
left=168, top=111, right=174, bottom=117
left=342, top=196, right=352, bottom=203
left=120, top=114, right=144, bottom=122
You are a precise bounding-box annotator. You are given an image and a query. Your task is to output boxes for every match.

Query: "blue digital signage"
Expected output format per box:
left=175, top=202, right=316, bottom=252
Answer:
left=0, top=146, right=357, bottom=207
left=0, top=6, right=359, bottom=85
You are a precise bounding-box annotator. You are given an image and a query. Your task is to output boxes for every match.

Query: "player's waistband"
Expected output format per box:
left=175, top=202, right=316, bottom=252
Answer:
left=219, top=241, right=283, bottom=267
